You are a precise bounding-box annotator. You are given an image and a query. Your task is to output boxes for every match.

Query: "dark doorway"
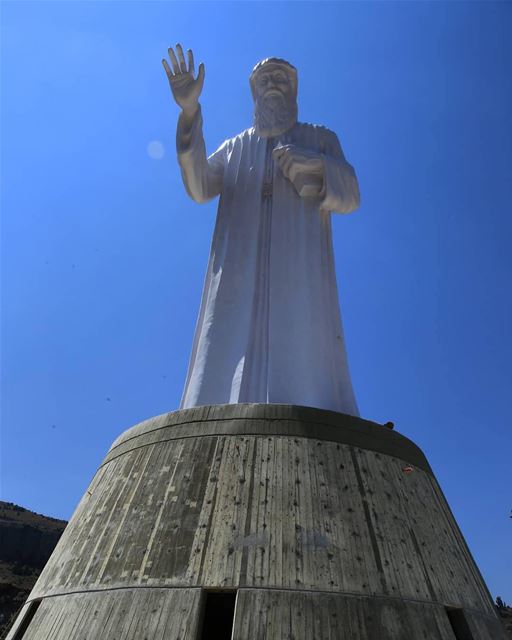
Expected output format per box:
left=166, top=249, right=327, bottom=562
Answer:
left=199, top=591, right=237, bottom=640
left=11, top=599, right=42, bottom=639
left=446, top=607, right=474, bottom=640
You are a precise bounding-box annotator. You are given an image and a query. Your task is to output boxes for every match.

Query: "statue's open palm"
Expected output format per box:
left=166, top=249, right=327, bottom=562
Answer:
left=162, top=44, right=204, bottom=114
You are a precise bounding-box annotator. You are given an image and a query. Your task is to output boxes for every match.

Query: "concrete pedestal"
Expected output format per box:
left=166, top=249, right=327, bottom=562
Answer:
left=7, top=404, right=506, bottom=639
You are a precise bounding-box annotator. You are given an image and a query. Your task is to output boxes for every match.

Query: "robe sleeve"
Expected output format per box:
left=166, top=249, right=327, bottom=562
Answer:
left=176, top=106, right=226, bottom=204
left=319, top=129, right=360, bottom=215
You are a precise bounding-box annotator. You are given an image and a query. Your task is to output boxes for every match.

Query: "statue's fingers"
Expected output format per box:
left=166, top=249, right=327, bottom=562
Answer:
left=272, top=146, right=287, bottom=160
left=274, top=151, right=287, bottom=168
left=282, top=150, right=300, bottom=175
left=168, top=47, right=180, bottom=74
left=187, top=49, right=195, bottom=76
left=197, top=62, right=205, bottom=92
left=272, top=151, right=282, bottom=167
left=274, top=153, right=289, bottom=176
left=162, top=59, right=174, bottom=80
left=282, top=155, right=294, bottom=175
left=176, top=43, right=187, bottom=73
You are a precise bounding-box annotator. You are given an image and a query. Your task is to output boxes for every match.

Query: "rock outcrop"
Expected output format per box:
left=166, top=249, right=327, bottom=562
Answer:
left=0, top=502, right=66, bottom=638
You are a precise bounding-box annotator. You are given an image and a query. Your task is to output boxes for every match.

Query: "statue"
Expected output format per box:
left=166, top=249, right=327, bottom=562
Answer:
left=163, top=45, right=360, bottom=415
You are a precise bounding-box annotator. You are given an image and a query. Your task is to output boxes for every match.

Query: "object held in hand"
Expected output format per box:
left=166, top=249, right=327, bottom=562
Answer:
left=273, top=144, right=324, bottom=197
left=291, top=172, right=324, bottom=197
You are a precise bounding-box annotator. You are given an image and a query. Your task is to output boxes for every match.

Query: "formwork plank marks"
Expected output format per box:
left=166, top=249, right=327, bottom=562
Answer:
left=233, top=590, right=456, bottom=640
left=6, top=589, right=202, bottom=640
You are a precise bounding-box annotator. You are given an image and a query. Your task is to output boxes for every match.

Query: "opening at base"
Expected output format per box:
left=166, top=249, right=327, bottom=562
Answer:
left=11, top=599, right=42, bottom=639
left=446, top=607, right=474, bottom=640
left=199, top=590, right=237, bottom=640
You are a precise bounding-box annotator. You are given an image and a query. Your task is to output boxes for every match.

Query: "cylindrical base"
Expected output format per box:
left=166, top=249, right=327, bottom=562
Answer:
left=7, top=404, right=506, bottom=639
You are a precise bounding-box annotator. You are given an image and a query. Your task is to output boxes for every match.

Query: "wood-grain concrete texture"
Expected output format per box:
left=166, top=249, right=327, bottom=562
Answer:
left=7, top=588, right=202, bottom=640
left=8, top=404, right=506, bottom=639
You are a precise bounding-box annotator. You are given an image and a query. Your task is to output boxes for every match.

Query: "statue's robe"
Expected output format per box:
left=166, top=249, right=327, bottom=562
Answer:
left=177, top=109, right=360, bottom=415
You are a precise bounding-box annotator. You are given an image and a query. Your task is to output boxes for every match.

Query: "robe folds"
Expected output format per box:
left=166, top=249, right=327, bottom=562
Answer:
left=177, top=108, right=360, bottom=416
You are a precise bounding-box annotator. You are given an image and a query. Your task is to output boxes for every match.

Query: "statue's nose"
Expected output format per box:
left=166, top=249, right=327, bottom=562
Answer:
left=266, top=79, right=280, bottom=94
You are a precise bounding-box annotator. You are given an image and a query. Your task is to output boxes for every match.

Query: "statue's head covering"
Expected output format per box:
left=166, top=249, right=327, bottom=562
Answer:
left=249, top=57, right=298, bottom=100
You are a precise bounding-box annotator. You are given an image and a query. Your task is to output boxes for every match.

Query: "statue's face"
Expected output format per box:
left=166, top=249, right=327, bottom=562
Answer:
left=252, top=64, right=298, bottom=137
left=253, top=67, right=294, bottom=101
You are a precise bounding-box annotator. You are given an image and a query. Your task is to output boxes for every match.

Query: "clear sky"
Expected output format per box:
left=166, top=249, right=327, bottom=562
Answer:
left=1, top=1, right=511, bottom=601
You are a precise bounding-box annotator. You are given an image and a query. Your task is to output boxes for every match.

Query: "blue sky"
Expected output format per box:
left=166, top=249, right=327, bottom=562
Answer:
left=1, top=1, right=511, bottom=600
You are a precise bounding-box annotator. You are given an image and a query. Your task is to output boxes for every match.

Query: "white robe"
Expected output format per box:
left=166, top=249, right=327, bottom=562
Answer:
left=177, top=108, right=360, bottom=415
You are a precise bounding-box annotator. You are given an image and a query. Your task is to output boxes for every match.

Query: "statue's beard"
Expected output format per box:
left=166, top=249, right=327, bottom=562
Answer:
left=254, top=93, right=298, bottom=138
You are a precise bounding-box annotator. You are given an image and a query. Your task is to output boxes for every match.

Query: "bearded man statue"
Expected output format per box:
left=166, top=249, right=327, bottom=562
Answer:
left=163, top=45, right=361, bottom=416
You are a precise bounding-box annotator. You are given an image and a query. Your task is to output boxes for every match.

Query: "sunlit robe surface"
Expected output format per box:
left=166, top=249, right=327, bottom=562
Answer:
left=177, top=109, right=360, bottom=415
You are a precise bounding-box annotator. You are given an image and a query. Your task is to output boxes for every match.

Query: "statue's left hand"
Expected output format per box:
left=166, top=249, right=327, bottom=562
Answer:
left=273, top=145, right=324, bottom=196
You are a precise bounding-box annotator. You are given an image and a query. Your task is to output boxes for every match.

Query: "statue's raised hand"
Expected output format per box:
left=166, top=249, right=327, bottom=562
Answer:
left=162, top=44, right=205, bottom=117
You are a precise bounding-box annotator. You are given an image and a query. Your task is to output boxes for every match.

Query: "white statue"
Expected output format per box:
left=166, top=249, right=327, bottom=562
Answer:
left=163, top=45, right=360, bottom=416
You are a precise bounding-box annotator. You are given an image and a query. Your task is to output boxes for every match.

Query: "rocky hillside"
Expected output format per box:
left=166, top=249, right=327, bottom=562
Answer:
left=0, top=501, right=67, bottom=637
